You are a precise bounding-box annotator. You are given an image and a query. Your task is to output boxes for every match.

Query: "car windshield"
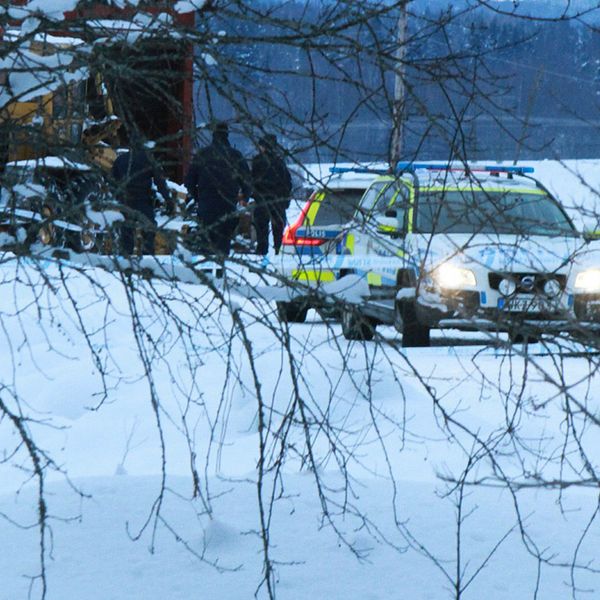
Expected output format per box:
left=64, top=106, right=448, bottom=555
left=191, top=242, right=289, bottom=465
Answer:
left=312, top=188, right=365, bottom=226
left=415, top=189, right=575, bottom=236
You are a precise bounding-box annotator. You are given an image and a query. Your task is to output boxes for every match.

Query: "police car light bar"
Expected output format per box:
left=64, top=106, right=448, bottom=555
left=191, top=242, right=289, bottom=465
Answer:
left=395, top=162, right=453, bottom=173
left=483, top=165, right=535, bottom=174
left=329, top=166, right=389, bottom=175
left=394, top=162, right=535, bottom=175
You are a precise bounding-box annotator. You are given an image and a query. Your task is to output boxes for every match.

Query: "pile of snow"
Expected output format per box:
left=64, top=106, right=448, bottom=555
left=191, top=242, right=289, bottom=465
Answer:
left=1, top=159, right=600, bottom=599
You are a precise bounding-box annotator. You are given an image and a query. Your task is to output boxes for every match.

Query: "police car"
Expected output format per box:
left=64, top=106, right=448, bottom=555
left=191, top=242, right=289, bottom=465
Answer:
left=336, top=163, right=600, bottom=346
left=276, top=165, right=380, bottom=322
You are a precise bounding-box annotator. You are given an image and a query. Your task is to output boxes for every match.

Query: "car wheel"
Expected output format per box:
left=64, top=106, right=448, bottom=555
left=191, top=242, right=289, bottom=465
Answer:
left=398, top=301, right=430, bottom=348
left=341, top=305, right=375, bottom=341
left=509, top=331, right=539, bottom=345
left=316, top=305, right=342, bottom=321
left=276, top=300, right=308, bottom=323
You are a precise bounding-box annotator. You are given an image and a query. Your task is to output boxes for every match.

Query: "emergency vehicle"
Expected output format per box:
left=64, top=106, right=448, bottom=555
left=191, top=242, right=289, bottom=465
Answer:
left=277, top=165, right=380, bottom=322
left=334, top=163, right=600, bottom=346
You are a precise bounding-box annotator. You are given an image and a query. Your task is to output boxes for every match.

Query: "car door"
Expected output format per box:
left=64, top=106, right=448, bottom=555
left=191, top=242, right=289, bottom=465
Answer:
left=367, top=180, right=410, bottom=257
left=340, top=180, right=390, bottom=255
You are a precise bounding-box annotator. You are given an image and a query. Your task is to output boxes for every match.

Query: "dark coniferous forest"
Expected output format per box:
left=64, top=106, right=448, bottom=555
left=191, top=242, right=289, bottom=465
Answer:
left=196, top=2, right=600, bottom=163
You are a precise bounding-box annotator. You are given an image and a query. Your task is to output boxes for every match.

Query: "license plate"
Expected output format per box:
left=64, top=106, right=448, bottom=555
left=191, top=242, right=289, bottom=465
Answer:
left=500, top=295, right=554, bottom=313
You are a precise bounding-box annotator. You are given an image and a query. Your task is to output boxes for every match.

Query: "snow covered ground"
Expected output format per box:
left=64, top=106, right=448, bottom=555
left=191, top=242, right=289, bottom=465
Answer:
left=1, top=160, right=600, bottom=599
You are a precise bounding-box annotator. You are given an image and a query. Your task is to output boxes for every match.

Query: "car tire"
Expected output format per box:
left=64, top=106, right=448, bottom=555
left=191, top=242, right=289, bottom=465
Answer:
left=276, top=300, right=308, bottom=323
left=397, top=300, right=430, bottom=348
left=317, top=305, right=342, bottom=321
left=341, top=305, right=375, bottom=341
left=509, top=331, right=539, bottom=345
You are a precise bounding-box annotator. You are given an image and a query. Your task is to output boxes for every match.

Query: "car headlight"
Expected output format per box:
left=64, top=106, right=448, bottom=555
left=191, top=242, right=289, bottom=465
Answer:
left=432, top=263, right=476, bottom=289
left=575, top=269, right=600, bottom=293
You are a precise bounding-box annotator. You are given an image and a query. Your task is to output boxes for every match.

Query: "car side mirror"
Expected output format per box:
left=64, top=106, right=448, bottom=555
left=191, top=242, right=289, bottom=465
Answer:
left=384, top=209, right=397, bottom=218
left=583, top=229, right=600, bottom=243
left=353, top=206, right=370, bottom=226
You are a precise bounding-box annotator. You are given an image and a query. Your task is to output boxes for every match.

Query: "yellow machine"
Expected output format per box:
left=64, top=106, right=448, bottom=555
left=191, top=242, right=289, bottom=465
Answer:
left=1, top=37, right=186, bottom=254
left=1, top=33, right=198, bottom=256
left=3, top=63, right=120, bottom=170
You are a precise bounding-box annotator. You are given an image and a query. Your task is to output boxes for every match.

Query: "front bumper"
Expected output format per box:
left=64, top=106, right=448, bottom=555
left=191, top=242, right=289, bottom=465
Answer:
left=415, top=288, right=600, bottom=332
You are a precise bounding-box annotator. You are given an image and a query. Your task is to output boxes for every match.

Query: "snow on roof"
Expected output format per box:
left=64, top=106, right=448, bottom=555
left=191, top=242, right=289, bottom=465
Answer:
left=7, top=0, right=191, bottom=21
left=4, top=28, right=85, bottom=46
left=86, top=18, right=171, bottom=32
left=406, top=165, right=541, bottom=191
left=302, top=162, right=388, bottom=189
left=8, top=0, right=79, bottom=20
left=0, top=46, right=87, bottom=107
left=86, top=14, right=185, bottom=45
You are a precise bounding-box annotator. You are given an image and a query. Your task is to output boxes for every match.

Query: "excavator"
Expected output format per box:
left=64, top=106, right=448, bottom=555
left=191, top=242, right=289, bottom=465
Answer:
left=0, top=33, right=122, bottom=252
left=0, top=7, right=194, bottom=255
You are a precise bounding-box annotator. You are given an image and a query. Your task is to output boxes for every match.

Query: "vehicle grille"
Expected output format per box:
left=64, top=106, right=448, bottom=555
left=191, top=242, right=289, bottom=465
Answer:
left=488, top=272, right=567, bottom=295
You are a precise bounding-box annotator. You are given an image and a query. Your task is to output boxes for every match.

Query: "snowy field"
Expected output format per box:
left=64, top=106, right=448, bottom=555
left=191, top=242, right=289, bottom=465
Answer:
left=1, top=159, right=600, bottom=599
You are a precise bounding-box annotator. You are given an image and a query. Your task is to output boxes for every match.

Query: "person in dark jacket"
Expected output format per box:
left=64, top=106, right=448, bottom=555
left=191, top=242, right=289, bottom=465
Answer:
left=251, top=134, right=292, bottom=255
left=111, top=130, right=172, bottom=256
left=184, top=121, right=250, bottom=256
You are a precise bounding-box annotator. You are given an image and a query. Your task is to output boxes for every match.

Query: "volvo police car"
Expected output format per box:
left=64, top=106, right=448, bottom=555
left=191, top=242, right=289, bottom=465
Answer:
left=277, top=165, right=379, bottom=322
left=335, top=163, right=600, bottom=346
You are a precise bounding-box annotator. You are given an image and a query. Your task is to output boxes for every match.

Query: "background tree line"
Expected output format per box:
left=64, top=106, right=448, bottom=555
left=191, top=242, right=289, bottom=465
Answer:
left=200, top=1, right=600, bottom=163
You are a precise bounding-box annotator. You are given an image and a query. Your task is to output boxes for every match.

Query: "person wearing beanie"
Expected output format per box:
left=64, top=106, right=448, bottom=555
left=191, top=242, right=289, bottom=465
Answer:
left=251, top=133, right=292, bottom=255
left=184, top=121, right=250, bottom=256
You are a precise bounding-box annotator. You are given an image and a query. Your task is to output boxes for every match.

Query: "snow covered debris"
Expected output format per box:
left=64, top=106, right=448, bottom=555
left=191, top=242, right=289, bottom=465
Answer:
left=0, top=48, right=80, bottom=107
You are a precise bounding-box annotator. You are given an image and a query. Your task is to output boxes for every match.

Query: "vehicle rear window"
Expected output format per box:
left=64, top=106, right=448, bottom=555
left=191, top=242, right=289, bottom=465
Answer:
left=312, top=188, right=365, bottom=226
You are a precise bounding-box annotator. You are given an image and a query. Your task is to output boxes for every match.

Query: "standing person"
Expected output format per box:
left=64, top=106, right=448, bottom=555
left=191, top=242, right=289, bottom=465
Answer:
left=111, top=129, right=172, bottom=256
left=184, top=121, right=250, bottom=256
left=251, top=134, right=292, bottom=256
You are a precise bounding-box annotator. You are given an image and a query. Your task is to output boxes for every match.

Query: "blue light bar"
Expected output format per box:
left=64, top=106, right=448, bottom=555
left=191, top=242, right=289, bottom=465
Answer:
left=394, top=162, right=535, bottom=175
left=329, top=166, right=389, bottom=175
left=483, top=165, right=534, bottom=174
left=395, top=162, right=453, bottom=173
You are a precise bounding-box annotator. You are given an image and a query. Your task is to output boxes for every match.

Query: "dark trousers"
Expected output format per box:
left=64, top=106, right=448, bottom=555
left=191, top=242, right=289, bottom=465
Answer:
left=121, top=209, right=156, bottom=256
left=254, top=203, right=286, bottom=255
left=194, top=214, right=237, bottom=257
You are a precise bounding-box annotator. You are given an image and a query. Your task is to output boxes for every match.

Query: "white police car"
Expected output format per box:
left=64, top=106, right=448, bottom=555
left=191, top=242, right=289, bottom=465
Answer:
left=276, top=165, right=380, bottom=322
left=337, top=163, right=600, bottom=346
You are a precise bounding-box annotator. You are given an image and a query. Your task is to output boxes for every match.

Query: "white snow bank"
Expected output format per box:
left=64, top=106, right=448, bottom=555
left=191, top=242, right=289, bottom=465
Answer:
left=1, top=158, right=600, bottom=599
